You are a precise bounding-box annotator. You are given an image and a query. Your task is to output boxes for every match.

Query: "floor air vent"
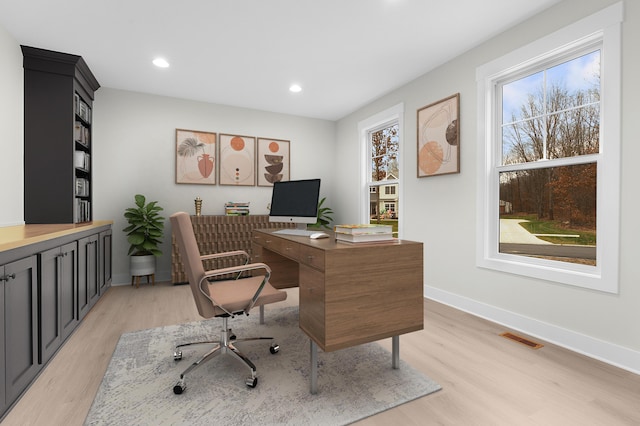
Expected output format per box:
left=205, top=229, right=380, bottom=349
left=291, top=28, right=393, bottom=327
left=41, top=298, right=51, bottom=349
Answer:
left=500, top=332, right=544, bottom=349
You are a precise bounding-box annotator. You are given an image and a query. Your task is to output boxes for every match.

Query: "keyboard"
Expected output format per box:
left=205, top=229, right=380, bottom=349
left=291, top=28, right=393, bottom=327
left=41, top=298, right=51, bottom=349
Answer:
left=273, top=229, right=317, bottom=237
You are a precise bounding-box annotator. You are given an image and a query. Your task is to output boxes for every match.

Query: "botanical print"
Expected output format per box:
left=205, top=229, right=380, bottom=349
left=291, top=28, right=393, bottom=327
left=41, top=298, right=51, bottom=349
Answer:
left=219, top=134, right=256, bottom=186
left=417, top=94, right=460, bottom=177
left=176, top=129, right=216, bottom=184
left=257, top=138, right=290, bottom=186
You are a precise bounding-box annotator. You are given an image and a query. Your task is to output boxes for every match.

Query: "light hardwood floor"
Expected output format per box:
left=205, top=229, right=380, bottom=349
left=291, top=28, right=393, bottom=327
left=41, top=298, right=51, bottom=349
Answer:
left=2, top=282, right=639, bottom=425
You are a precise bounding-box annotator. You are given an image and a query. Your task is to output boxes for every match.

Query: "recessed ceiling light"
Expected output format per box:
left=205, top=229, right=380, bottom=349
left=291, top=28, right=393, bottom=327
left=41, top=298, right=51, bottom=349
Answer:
left=289, top=84, right=302, bottom=93
left=152, top=58, right=170, bottom=68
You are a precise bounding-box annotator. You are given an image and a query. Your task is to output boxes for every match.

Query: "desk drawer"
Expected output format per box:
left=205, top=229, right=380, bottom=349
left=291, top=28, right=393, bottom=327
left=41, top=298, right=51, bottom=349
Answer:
left=299, top=245, right=324, bottom=271
left=254, top=234, right=300, bottom=262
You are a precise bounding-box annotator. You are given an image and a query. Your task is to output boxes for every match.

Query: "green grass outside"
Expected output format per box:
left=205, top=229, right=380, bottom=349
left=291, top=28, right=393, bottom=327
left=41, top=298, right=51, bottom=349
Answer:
left=501, top=214, right=596, bottom=245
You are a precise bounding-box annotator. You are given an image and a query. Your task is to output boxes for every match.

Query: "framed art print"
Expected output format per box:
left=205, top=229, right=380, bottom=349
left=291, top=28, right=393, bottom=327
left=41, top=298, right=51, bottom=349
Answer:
left=417, top=93, right=460, bottom=177
left=176, top=129, right=216, bottom=184
left=257, top=137, right=290, bottom=186
left=218, top=134, right=256, bottom=186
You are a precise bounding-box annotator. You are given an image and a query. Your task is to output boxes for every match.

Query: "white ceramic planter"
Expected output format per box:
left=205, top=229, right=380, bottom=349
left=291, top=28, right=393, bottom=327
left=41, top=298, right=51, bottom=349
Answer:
left=130, top=254, right=156, bottom=276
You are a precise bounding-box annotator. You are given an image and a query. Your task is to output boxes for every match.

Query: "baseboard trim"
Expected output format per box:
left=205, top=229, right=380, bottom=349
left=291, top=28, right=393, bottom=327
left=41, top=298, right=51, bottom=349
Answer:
left=425, top=285, right=640, bottom=376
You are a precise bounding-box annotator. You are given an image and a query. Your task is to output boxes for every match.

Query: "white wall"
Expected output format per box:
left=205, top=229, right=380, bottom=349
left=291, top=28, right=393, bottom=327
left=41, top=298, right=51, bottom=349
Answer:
left=0, top=25, right=23, bottom=227
left=92, top=88, right=336, bottom=285
left=335, top=0, right=640, bottom=372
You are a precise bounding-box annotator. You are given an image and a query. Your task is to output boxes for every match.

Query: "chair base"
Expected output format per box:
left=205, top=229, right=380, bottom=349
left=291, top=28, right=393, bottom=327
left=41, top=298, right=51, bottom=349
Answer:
left=172, top=315, right=279, bottom=394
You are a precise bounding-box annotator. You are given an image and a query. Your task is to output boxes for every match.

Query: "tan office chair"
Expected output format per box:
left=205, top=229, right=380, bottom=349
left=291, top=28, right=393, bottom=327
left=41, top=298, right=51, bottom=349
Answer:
left=169, top=212, right=287, bottom=394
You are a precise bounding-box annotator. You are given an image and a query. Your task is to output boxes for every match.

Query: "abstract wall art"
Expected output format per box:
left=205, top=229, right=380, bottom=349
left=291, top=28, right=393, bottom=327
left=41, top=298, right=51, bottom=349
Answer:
left=417, top=93, right=460, bottom=177
left=219, top=134, right=256, bottom=186
left=257, top=137, right=290, bottom=186
left=176, top=129, right=217, bottom=184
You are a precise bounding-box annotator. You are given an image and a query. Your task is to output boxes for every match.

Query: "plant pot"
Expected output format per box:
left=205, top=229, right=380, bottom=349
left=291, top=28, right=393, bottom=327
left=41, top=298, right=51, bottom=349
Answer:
left=130, top=254, right=156, bottom=276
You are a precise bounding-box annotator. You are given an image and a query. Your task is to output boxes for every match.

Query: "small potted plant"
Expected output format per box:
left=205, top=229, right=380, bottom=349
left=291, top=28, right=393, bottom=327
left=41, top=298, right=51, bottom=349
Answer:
left=310, top=197, right=334, bottom=229
left=123, top=194, right=165, bottom=277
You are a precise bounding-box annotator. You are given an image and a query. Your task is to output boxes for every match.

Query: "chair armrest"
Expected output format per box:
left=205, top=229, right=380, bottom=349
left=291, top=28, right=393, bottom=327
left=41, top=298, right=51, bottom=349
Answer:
left=200, top=250, right=249, bottom=262
left=203, top=262, right=271, bottom=279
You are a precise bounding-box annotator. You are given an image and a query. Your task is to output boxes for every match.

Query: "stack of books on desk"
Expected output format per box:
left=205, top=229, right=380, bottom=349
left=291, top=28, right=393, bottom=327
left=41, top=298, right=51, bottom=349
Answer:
left=334, top=224, right=394, bottom=243
left=224, top=201, right=250, bottom=215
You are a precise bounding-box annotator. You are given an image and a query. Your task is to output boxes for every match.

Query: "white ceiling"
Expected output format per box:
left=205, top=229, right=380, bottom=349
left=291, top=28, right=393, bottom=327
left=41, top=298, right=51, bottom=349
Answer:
left=0, top=0, right=562, bottom=121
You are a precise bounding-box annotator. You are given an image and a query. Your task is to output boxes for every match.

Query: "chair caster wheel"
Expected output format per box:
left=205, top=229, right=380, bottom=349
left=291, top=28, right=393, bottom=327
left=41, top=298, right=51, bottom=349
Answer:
left=246, top=377, right=258, bottom=388
left=173, top=351, right=183, bottom=361
left=173, top=378, right=186, bottom=394
left=228, top=328, right=236, bottom=340
left=270, top=343, right=280, bottom=354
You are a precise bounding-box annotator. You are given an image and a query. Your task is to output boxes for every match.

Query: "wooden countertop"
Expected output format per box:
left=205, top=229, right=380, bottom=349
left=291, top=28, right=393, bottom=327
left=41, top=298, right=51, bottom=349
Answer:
left=0, top=221, right=114, bottom=252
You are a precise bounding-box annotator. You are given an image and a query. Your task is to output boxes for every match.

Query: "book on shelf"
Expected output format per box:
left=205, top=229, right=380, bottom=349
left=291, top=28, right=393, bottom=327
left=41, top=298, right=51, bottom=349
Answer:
left=335, top=232, right=395, bottom=243
left=334, top=223, right=393, bottom=235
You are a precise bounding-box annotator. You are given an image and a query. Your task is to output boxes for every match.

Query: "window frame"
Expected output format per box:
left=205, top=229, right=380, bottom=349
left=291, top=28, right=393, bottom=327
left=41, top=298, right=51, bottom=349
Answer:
left=475, top=3, right=622, bottom=293
left=358, top=103, right=404, bottom=236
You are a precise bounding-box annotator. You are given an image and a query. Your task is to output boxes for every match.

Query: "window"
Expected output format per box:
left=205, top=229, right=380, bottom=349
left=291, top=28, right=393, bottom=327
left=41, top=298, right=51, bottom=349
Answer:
left=476, top=3, right=622, bottom=293
left=359, top=104, right=404, bottom=234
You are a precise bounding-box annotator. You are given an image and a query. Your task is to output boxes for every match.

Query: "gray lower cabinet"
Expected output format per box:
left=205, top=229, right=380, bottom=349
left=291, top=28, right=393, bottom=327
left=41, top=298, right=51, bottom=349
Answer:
left=0, top=222, right=112, bottom=420
left=1, top=255, right=39, bottom=413
left=39, top=242, right=78, bottom=364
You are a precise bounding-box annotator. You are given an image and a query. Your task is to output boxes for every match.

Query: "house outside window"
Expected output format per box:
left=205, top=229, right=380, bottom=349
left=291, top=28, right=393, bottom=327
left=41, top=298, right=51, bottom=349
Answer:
left=359, top=104, right=404, bottom=234
left=475, top=3, right=622, bottom=293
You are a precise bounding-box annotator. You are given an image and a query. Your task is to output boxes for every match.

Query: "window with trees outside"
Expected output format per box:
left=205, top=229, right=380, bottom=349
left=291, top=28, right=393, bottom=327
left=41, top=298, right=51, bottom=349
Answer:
left=476, top=4, right=622, bottom=293
left=359, top=104, right=403, bottom=237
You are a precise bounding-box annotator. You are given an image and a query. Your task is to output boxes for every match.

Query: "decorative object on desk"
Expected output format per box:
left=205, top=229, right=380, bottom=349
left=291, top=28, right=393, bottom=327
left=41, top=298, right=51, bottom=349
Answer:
left=334, top=223, right=394, bottom=243
left=194, top=197, right=202, bottom=216
left=123, top=194, right=164, bottom=279
left=257, top=137, right=290, bottom=186
left=224, top=201, right=250, bottom=216
left=308, top=197, right=334, bottom=229
left=417, top=93, right=460, bottom=177
left=219, top=134, right=256, bottom=186
left=85, top=306, right=441, bottom=425
left=176, top=129, right=217, bottom=185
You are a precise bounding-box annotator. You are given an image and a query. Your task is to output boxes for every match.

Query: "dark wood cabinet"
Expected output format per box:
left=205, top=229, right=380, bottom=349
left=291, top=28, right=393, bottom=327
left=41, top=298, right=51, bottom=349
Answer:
left=39, top=242, right=78, bottom=364
left=0, top=222, right=112, bottom=419
left=22, top=46, right=100, bottom=224
left=1, top=256, right=39, bottom=412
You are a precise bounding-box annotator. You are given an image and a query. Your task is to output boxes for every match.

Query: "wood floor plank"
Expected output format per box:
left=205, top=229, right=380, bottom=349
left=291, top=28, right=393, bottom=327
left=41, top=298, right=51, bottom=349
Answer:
left=2, top=282, right=639, bottom=425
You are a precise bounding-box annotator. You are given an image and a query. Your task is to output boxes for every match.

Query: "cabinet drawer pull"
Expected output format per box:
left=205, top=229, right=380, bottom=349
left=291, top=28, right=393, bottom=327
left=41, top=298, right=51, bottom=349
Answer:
left=1, top=273, right=16, bottom=281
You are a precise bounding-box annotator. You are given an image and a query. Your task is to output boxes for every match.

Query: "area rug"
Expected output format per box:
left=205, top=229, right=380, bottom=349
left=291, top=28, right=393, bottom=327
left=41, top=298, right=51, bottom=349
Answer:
left=85, top=306, right=441, bottom=425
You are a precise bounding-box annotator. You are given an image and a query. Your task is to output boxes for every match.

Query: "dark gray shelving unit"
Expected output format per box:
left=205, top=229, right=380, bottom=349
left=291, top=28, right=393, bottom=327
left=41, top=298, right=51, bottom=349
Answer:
left=22, top=46, right=100, bottom=224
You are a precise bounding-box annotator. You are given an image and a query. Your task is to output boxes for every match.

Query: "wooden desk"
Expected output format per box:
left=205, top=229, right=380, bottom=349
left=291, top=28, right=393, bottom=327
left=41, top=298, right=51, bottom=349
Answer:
left=251, top=229, right=424, bottom=393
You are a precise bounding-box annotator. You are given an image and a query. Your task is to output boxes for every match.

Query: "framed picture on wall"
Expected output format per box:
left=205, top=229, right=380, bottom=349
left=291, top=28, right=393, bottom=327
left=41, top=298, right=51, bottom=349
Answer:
left=257, top=138, right=290, bottom=186
left=417, top=93, right=460, bottom=177
left=175, top=129, right=217, bottom=184
left=218, top=134, right=256, bottom=186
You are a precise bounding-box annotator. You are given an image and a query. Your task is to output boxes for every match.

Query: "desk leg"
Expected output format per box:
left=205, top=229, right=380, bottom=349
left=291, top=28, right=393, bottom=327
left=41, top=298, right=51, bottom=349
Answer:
left=392, top=335, right=400, bottom=369
left=310, top=339, right=318, bottom=394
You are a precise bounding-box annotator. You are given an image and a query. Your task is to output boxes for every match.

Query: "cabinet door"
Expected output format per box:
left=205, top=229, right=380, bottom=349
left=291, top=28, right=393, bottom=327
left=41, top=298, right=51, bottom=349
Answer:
left=3, top=256, right=39, bottom=407
left=39, top=242, right=78, bottom=364
left=99, top=229, right=112, bottom=294
left=59, top=242, right=78, bottom=341
left=78, top=234, right=98, bottom=320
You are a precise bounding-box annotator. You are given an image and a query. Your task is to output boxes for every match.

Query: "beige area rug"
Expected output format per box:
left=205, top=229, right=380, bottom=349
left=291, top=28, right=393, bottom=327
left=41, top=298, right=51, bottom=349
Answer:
left=85, top=306, right=441, bottom=425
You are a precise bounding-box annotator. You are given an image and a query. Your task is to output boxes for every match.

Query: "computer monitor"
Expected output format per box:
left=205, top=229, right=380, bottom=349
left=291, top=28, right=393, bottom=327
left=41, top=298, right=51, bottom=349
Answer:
left=269, top=178, right=321, bottom=229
